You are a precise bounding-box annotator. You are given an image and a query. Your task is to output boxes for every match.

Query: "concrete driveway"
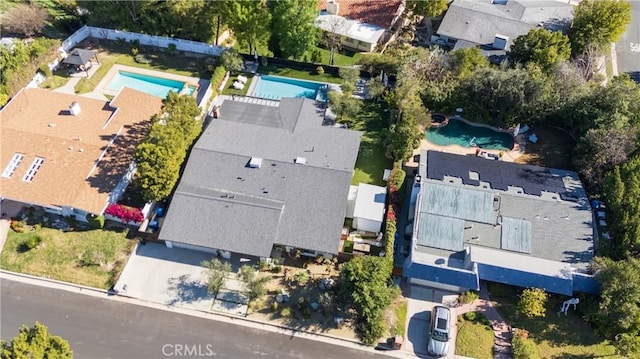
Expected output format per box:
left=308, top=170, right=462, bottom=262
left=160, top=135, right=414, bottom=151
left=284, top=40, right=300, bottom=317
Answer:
left=404, top=285, right=458, bottom=358
left=115, top=243, right=252, bottom=315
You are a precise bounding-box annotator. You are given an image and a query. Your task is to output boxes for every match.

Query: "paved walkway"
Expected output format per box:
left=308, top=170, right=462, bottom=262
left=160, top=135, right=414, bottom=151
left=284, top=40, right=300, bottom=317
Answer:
left=456, top=282, right=512, bottom=358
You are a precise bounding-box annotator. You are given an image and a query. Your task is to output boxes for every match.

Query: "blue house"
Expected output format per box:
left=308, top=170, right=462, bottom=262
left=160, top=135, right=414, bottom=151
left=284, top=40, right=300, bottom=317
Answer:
left=404, top=150, right=600, bottom=295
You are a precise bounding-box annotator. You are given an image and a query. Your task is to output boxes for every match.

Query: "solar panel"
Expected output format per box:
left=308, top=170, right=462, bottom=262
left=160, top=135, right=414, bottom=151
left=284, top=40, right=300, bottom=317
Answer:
left=500, top=217, right=532, bottom=253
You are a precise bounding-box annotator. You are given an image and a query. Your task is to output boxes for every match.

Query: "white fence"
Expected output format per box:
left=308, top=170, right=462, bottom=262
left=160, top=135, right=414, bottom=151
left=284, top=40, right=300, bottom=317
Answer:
left=62, top=26, right=224, bottom=56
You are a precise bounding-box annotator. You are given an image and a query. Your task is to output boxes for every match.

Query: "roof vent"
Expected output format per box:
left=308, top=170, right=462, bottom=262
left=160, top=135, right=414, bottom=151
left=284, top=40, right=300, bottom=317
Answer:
left=249, top=157, right=263, bottom=168
left=295, top=157, right=307, bottom=165
left=327, top=0, right=339, bottom=15
left=69, top=101, right=81, bottom=116
left=48, top=123, right=56, bottom=128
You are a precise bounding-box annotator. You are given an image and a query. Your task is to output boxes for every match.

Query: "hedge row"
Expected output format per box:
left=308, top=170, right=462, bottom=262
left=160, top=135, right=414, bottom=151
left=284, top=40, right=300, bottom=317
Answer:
left=384, top=163, right=407, bottom=269
left=210, top=66, right=227, bottom=98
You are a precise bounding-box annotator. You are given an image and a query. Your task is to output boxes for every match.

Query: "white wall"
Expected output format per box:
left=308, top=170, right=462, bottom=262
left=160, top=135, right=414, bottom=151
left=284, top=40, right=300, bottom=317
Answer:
left=354, top=217, right=382, bottom=233
left=170, top=241, right=218, bottom=254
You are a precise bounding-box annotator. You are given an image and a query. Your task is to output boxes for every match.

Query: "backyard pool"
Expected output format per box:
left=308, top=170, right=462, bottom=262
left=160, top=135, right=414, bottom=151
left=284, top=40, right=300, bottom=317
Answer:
left=107, top=71, right=189, bottom=98
left=251, top=75, right=326, bottom=101
left=426, top=118, right=514, bottom=150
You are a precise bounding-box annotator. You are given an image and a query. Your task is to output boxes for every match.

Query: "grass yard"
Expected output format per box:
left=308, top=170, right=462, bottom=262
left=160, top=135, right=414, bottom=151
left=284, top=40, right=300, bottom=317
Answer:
left=75, top=42, right=206, bottom=94
left=488, top=284, right=620, bottom=358
left=390, top=300, right=408, bottom=337
left=455, top=312, right=494, bottom=359
left=1, top=226, right=135, bottom=289
left=514, top=126, right=575, bottom=170
left=258, top=65, right=342, bottom=84
left=348, top=101, right=393, bottom=186
left=221, top=73, right=254, bottom=97
left=310, top=47, right=364, bottom=67
left=40, top=74, right=70, bottom=90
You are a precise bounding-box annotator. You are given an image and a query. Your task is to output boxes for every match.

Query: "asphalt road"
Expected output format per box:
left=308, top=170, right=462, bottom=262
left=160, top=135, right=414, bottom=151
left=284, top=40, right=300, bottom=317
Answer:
left=616, top=0, right=640, bottom=82
left=0, top=280, right=389, bottom=359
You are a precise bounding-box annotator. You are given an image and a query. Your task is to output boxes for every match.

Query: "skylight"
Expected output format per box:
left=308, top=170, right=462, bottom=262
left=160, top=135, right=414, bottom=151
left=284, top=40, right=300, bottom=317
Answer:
left=1, top=153, right=24, bottom=178
left=22, top=157, right=45, bottom=183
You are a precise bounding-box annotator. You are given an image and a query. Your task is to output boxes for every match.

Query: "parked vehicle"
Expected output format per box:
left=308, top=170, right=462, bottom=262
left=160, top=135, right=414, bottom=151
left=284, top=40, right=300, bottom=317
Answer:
left=427, top=306, right=452, bottom=357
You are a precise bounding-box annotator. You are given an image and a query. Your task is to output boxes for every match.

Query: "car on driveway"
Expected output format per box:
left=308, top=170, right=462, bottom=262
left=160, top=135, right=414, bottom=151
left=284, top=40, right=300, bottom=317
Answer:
left=427, top=306, right=452, bottom=357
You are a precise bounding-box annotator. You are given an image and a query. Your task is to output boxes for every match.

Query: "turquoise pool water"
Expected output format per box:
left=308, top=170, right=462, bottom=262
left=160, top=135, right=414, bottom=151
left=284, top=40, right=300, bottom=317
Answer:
left=107, top=71, right=186, bottom=98
left=251, top=75, right=325, bottom=101
left=426, top=118, right=514, bottom=150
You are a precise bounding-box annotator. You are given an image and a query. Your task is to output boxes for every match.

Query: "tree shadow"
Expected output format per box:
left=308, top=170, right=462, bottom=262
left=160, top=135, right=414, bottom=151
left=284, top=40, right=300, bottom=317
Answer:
left=166, top=274, right=209, bottom=305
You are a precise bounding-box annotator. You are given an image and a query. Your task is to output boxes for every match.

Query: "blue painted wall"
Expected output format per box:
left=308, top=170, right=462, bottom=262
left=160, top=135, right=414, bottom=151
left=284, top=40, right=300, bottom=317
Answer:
left=476, top=263, right=573, bottom=295
left=404, top=262, right=479, bottom=290
left=572, top=272, right=600, bottom=294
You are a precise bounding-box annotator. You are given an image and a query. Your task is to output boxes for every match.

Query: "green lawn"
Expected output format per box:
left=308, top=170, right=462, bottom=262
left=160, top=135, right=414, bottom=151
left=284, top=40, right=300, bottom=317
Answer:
left=258, top=65, right=342, bottom=84
left=348, top=101, right=393, bottom=186
left=1, top=225, right=135, bottom=289
left=391, top=301, right=408, bottom=336
left=75, top=44, right=207, bottom=94
left=310, top=47, right=364, bottom=67
left=488, top=284, right=620, bottom=358
left=455, top=313, right=495, bottom=359
left=221, top=73, right=254, bottom=97
left=40, top=74, right=70, bottom=90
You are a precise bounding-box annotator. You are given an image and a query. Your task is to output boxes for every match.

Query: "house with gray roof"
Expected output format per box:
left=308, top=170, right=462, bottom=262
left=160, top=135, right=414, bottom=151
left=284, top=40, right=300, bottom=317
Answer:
left=435, top=0, right=574, bottom=61
left=158, top=98, right=362, bottom=259
left=404, top=150, right=599, bottom=296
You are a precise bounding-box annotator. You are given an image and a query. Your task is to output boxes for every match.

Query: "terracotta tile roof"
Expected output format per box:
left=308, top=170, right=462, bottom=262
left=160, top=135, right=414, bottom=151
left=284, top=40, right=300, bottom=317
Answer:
left=0, top=88, right=162, bottom=214
left=318, top=0, right=402, bottom=28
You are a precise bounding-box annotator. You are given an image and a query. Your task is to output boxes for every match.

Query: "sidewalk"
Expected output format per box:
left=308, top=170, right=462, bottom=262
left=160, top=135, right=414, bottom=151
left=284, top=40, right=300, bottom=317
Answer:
left=456, top=282, right=512, bottom=358
left=0, top=270, right=418, bottom=359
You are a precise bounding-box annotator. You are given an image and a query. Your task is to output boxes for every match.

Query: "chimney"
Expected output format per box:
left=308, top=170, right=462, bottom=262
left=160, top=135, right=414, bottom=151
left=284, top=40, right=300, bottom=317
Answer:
left=295, top=157, right=307, bottom=165
left=327, top=0, right=340, bottom=15
left=69, top=101, right=81, bottom=116
left=249, top=157, right=263, bottom=168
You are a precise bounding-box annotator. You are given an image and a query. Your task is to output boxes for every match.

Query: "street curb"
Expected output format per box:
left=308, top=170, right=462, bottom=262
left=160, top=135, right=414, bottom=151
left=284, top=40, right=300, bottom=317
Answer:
left=1, top=270, right=418, bottom=358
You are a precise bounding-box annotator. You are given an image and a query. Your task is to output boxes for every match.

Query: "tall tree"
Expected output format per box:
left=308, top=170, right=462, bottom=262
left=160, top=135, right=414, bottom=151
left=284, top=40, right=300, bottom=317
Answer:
left=270, top=0, right=318, bottom=60
left=318, top=15, right=345, bottom=66
left=591, top=257, right=640, bottom=349
left=450, top=47, right=489, bottom=78
left=569, top=0, right=632, bottom=55
left=223, top=0, right=271, bottom=54
left=80, top=0, right=155, bottom=31
left=509, top=28, right=571, bottom=72
left=1, top=322, right=72, bottom=358
left=603, top=154, right=640, bottom=259
left=405, top=0, right=449, bottom=21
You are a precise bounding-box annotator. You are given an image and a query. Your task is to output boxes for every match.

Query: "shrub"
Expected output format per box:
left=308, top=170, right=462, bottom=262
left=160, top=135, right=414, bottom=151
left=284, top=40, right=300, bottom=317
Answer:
left=360, top=314, right=386, bottom=345
left=259, top=259, right=268, bottom=270
left=512, top=329, right=540, bottom=359
left=104, top=204, right=144, bottom=223
left=316, top=66, right=325, bottom=75
left=21, top=235, right=43, bottom=250
left=272, top=265, right=282, bottom=273
left=38, top=64, right=52, bottom=77
left=167, top=43, right=177, bottom=54
left=210, top=66, right=227, bottom=95
left=85, top=214, right=105, bottom=229
left=10, top=220, right=28, bottom=233
left=280, top=307, right=292, bottom=317
left=462, top=311, right=491, bottom=326
left=134, top=54, right=151, bottom=64
left=294, top=271, right=309, bottom=286
left=130, top=47, right=139, bottom=56
left=311, top=49, right=322, bottom=64
left=459, top=290, right=479, bottom=304
left=270, top=301, right=279, bottom=312
left=260, top=56, right=268, bottom=67
left=517, top=288, right=548, bottom=318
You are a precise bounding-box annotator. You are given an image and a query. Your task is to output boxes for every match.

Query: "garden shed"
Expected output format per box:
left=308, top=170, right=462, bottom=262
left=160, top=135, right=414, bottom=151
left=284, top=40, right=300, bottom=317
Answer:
left=346, top=183, right=386, bottom=233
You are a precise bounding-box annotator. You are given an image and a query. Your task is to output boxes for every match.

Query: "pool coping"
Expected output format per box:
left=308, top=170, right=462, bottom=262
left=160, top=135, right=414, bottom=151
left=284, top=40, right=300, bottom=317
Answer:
left=426, top=115, right=516, bottom=151
left=95, top=64, right=202, bottom=98
left=406, top=116, right=527, bottom=168
left=248, top=74, right=341, bottom=100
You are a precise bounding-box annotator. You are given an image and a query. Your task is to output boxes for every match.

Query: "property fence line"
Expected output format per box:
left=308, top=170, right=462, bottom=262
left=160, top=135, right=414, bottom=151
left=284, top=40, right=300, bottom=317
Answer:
left=62, top=26, right=224, bottom=56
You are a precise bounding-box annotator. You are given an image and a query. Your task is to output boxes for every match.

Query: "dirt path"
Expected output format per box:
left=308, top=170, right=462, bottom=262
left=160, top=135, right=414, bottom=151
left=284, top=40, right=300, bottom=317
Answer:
left=456, top=282, right=512, bottom=359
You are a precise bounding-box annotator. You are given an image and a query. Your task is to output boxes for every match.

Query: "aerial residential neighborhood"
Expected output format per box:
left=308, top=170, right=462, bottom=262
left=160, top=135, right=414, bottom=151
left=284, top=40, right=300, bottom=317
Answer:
left=0, top=0, right=639, bottom=358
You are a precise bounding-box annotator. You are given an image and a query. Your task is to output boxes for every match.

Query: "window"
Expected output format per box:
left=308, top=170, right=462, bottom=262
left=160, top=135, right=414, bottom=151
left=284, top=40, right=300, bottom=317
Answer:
left=22, top=157, right=45, bottom=183
left=2, top=153, right=24, bottom=178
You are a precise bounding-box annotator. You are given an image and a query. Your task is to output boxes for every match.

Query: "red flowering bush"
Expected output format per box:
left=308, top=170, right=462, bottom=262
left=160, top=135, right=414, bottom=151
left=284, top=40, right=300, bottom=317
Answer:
left=105, top=204, right=144, bottom=223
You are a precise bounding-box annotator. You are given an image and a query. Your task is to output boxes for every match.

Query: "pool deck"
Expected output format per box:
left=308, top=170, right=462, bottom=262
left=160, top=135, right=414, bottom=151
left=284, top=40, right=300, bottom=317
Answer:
left=95, top=64, right=202, bottom=98
left=405, top=116, right=527, bottom=169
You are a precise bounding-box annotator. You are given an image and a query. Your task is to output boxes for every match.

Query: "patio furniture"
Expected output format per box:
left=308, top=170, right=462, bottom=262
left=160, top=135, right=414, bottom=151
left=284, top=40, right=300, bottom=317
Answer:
left=237, top=75, right=248, bottom=84
left=233, top=81, right=244, bottom=90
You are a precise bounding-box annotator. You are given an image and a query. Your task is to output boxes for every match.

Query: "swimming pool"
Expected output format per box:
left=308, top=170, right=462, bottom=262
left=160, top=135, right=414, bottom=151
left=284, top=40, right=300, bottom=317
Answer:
left=251, top=75, right=325, bottom=101
left=107, top=71, right=187, bottom=98
left=426, top=118, right=514, bottom=150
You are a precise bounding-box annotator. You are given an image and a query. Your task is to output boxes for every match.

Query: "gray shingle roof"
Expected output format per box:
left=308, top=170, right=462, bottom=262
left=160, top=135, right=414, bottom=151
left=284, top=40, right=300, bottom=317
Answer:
left=437, top=0, right=573, bottom=48
left=415, top=150, right=593, bottom=269
left=159, top=98, right=362, bottom=257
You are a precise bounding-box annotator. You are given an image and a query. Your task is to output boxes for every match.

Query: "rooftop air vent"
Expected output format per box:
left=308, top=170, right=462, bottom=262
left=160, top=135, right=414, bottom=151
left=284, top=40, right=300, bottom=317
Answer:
left=249, top=157, right=263, bottom=168
left=492, top=34, right=509, bottom=50
left=69, top=101, right=81, bottom=116
left=295, top=157, right=307, bottom=165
